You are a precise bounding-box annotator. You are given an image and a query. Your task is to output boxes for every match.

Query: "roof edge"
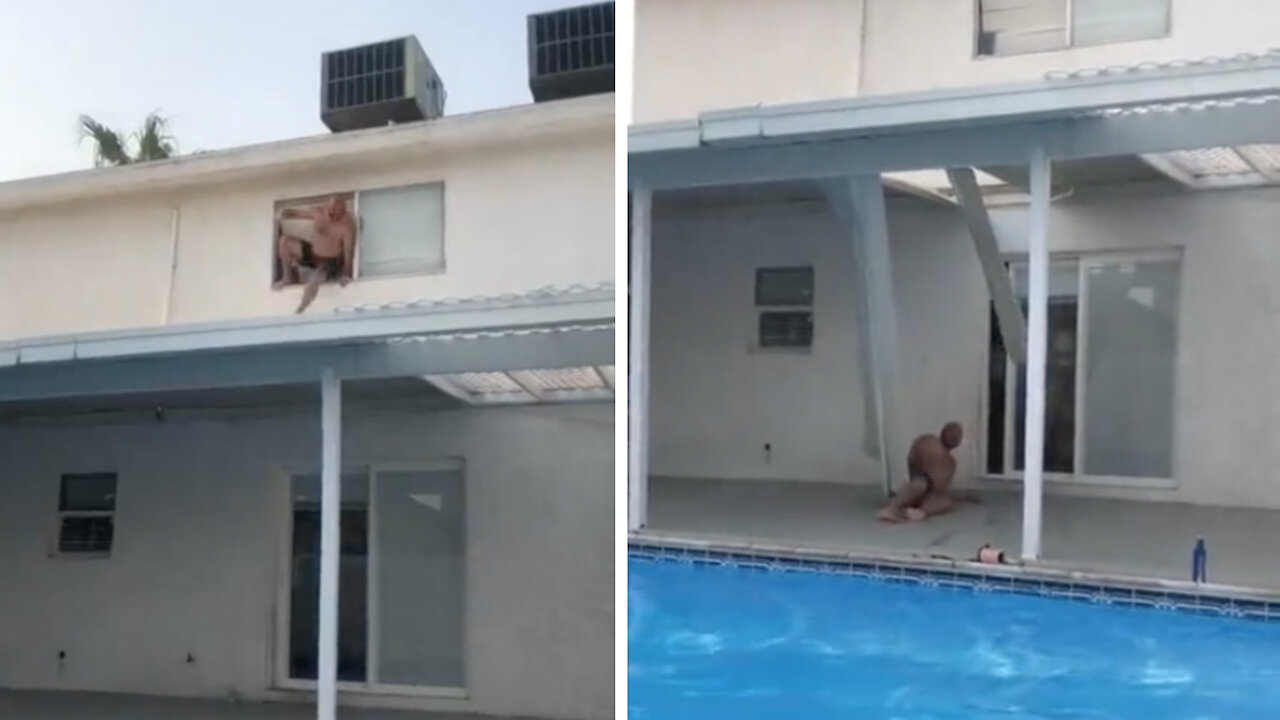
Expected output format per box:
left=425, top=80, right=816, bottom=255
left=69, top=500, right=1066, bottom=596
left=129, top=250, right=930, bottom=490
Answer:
left=0, top=282, right=616, bottom=367
left=628, top=51, right=1280, bottom=154
left=0, top=93, right=614, bottom=212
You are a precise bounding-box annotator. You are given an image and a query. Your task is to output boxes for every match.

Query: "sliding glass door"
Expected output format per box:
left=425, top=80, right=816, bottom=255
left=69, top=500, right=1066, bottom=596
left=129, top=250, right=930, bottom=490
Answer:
left=285, top=463, right=466, bottom=692
left=987, top=253, right=1181, bottom=481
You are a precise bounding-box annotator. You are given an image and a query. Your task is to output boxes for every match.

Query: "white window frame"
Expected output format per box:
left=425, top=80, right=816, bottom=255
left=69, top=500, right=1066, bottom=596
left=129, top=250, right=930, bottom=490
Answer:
left=269, top=181, right=446, bottom=288
left=272, top=458, right=468, bottom=699
left=752, top=266, right=815, bottom=353
left=52, top=472, right=117, bottom=559
left=974, top=0, right=1172, bottom=58
left=980, top=249, right=1181, bottom=489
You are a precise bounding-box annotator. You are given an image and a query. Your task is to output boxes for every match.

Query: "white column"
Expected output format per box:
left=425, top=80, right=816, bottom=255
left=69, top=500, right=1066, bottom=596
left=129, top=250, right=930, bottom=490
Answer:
left=317, top=369, right=343, bottom=720
left=628, top=187, right=652, bottom=531
left=1021, top=149, right=1051, bottom=561
left=847, top=175, right=908, bottom=498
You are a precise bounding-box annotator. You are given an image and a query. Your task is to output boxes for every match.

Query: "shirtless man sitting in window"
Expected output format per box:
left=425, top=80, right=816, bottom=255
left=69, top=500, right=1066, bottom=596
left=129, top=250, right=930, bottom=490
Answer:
left=876, top=422, right=977, bottom=522
left=274, top=194, right=356, bottom=314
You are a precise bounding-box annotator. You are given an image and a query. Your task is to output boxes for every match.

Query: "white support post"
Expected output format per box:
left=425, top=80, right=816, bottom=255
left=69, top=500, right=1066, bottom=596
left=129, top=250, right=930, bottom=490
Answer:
left=1021, top=149, right=1051, bottom=561
left=628, top=187, right=652, bottom=531
left=317, top=369, right=343, bottom=720
left=818, top=182, right=882, bottom=461
left=847, top=175, right=908, bottom=498
left=946, top=167, right=1028, bottom=365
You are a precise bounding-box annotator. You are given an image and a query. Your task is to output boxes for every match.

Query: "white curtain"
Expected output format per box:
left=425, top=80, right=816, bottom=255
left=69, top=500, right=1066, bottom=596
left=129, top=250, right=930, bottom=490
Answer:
left=358, top=182, right=445, bottom=278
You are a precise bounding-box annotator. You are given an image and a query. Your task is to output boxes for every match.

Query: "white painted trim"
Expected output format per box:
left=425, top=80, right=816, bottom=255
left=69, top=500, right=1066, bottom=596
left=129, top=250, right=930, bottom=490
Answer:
left=1021, top=149, right=1051, bottom=561
left=629, top=188, right=652, bottom=531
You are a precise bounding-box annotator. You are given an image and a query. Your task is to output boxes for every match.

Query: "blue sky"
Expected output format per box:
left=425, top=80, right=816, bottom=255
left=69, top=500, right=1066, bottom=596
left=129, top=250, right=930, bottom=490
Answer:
left=0, top=0, right=579, bottom=181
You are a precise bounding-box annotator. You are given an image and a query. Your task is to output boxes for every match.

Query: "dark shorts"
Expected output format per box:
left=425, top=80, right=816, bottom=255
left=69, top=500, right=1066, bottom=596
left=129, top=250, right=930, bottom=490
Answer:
left=297, top=242, right=342, bottom=277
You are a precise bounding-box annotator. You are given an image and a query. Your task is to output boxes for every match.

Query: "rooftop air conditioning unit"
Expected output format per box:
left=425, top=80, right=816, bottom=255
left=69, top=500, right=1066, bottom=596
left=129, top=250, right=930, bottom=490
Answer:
left=320, top=36, right=446, bottom=133
left=528, top=2, right=615, bottom=103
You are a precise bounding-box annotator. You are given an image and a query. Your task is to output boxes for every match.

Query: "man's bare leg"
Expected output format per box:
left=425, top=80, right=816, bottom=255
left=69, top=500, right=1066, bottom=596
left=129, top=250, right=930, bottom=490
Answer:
left=877, top=478, right=931, bottom=523
left=296, top=265, right=328, bottom=314
left=905, top=493, right=957, bottom=521
left=274, top=235, right=302, bottom=290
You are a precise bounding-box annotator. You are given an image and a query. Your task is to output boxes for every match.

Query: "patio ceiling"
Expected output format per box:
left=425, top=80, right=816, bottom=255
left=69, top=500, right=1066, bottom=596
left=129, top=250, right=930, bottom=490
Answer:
left=422, top=365, right=615, bottom=405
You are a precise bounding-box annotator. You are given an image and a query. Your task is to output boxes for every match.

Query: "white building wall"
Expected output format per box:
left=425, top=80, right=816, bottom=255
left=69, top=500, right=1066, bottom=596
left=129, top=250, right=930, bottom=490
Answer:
left=631, top=0, right=1280, bottom=122
left=861, top=0, right=1280, bottom=95
left=0, top=403, right=613, bottom=720
left=650, top=185, right=1280, bottom=509
left=0, top=130, right=613, bottom=341
left=631, top=0, right=865, bottom=124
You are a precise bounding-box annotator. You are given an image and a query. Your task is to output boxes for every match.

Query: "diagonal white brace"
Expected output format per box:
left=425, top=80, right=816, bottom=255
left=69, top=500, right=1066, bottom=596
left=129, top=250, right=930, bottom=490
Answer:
left=947, top=167, right=1028, bottom=365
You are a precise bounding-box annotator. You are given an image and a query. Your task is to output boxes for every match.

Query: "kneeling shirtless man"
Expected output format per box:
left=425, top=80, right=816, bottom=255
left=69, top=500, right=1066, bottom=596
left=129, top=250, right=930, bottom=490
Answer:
left=877, top=421, right=975, bottom=522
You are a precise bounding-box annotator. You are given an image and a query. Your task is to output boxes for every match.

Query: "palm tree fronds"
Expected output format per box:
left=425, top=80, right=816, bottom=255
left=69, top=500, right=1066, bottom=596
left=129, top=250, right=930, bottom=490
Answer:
left=78, top=114, right=132, bottom=167
left=134, top=111, right=176, bottom=161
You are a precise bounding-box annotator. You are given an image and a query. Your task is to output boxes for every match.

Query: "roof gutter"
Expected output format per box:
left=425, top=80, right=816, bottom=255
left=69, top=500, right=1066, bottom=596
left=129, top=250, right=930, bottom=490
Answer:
left=628, top=52, right=1280, bottom=154
left=0, top=94, right=614, bottom=213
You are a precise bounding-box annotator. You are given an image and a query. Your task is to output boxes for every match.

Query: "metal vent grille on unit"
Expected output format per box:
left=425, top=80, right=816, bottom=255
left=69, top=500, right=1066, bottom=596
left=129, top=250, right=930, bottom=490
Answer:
left=528, top=2, right=615, bottom=102
left=320, top=36, right=446, bottom=132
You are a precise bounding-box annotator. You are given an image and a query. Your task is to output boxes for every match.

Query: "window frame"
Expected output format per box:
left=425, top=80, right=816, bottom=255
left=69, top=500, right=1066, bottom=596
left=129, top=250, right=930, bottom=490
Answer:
left=980, top=249, right=1182, bottom=489
left=53, top=472, right=118, bottom=559
left=272, top=459, right=468, bottom=699
left=752, top=265, right=816, bottom=353
left=974, top=0, right=1172, bottom=58
left=269, top=181, right=446, bottom=289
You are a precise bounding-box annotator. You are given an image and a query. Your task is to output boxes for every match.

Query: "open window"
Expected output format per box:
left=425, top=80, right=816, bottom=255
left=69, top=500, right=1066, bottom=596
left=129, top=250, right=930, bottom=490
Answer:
left=271, top=182, right=445, bottom=288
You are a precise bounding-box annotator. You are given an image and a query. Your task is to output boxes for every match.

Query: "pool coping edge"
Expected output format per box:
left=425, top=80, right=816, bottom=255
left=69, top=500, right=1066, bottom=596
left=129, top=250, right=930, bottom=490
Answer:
left=629, top=531, right=1280, bottom=621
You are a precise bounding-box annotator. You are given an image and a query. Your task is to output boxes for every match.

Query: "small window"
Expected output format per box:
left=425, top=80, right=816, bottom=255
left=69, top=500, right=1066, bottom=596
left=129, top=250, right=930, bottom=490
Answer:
left=755, top=267, right=814, bottom=349
left=977, top=0, right=1169, bottom=56
left=57, top=473, right=117, bottom=556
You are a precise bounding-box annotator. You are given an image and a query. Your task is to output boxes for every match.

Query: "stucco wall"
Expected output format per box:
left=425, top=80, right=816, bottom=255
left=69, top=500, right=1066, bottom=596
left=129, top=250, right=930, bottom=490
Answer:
left=631, top=0, right=864, bottom=124
left=631, top=0, right=1280, bottom=122
left=0, top=403, right=613, bottom=720
left=649, top=184, right=1280, bottom=509
left=860, top=0, right=1280, bottom=95
left=0, top=130, right=612, bottom=340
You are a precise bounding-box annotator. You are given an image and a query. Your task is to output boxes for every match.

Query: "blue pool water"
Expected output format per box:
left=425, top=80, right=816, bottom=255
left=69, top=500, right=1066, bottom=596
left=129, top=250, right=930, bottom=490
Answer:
left=629, top=556, right=1280, bottom=719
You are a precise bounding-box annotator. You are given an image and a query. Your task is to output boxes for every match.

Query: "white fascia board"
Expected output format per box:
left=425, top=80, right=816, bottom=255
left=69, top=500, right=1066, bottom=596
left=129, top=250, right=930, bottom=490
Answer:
left=0, top=285, right=614, bottom=367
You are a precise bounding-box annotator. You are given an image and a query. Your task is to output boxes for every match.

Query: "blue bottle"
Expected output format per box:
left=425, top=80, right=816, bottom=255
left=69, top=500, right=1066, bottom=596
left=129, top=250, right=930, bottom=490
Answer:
left=1192, top=537, right=1207, bottom=583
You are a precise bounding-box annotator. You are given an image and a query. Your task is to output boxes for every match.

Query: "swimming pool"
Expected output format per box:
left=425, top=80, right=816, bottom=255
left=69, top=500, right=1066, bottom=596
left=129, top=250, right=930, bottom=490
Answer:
left=629, top=552, right=1280, bottom=719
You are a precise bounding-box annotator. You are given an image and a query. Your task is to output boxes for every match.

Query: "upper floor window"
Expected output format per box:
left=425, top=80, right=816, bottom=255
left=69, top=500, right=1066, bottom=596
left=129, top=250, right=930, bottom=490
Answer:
left=977, top=0, right=1170, bottom=57
left=272, top=182, right=445, bottom=287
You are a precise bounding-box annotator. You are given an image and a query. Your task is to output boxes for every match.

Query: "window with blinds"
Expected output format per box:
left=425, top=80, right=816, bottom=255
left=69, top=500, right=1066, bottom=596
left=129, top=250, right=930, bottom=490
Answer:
left=56, top=473, right=117, bottom=556
left=755, top=266, right=815, bottom=350
left=977, top=0, right=1169, bottom=56
left=356, top=182, right=446, bottom=278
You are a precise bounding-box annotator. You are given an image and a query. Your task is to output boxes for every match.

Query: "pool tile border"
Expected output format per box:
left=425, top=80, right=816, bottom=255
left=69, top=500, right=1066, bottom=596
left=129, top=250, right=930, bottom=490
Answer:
left=628, top=538, right=1280, bottom=622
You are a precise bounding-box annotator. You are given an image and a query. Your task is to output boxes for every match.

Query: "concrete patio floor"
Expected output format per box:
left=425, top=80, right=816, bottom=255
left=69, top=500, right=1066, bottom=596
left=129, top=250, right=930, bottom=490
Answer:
left=645, top=476, right=1280, bottom=590
left=0, top=690, right=538, bottom=720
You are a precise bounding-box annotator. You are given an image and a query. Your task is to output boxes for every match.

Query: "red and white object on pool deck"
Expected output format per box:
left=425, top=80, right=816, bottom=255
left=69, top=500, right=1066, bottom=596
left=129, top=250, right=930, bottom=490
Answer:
left=977, top=544, right=1007, bottom=565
